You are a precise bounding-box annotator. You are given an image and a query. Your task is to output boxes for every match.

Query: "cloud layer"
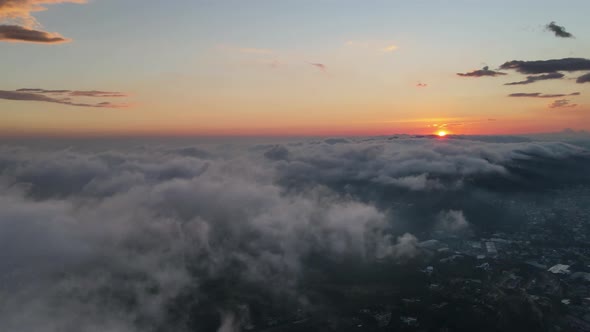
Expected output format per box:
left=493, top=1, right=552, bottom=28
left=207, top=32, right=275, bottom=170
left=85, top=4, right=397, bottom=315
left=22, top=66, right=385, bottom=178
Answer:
left=0, top=136, right=588, bottom=331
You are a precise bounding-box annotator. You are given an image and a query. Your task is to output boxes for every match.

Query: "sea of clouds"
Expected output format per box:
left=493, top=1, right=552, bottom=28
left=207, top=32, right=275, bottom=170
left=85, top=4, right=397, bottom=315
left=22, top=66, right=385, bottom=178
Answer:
left=0, top=135, right=588, bottom=331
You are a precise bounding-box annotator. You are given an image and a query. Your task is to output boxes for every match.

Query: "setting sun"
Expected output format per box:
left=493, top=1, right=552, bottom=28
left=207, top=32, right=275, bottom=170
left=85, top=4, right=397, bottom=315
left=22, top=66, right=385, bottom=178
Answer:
left=437, top=130, right=448, bottom=137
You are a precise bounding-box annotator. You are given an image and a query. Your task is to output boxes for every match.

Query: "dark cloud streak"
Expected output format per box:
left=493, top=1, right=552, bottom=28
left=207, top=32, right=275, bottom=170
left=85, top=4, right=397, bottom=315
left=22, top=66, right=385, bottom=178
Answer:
left=545, top=21, right=574, bottom=38
left=508, top=92, right=580, bottom=98
left=16, top=88, right=70, bottom=93
left=457, top=66, right=506, bottom=77
left=577, top=73, right=590, bottom=84
left=0, top=89, right=129, bottom=108
left=308, top=62, right=327, bottom=72
left=16, top=88, right=128, bottom=97
left=504, top=72, right=564, bottom=85
left=0, top=24, right=69, bottom=43
left=500, top=58, right=590, bottom=74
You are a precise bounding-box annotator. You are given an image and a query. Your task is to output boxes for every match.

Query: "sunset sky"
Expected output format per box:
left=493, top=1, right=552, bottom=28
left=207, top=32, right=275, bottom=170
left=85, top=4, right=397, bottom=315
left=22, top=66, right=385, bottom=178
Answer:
left=1, top=0, right=590, bottom=137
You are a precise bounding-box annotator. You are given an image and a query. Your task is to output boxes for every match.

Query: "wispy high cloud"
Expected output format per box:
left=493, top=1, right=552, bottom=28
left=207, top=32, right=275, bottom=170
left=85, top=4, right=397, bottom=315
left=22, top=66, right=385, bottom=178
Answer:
left=0, top=24, right=68, bottom=43
left=500, top=58, right=590, bottom=74
left=577, top=73, right=590, bottom=84
left=508, top=92, right=580, bottom=98
left=215, top=44, right=276, bottom=56
left=457, top=66, right=506, bottom=77
left=504, top=72, right=564, bottom=85
left=0, top=88, right=129, bottom=108
left=236, top=47, right=274, bottom=55
left=549, top=99, right=577, bottom=109
left=345, top=40, right=398, bottom=53
left=308, top=62, right=326, bottom=72
left=0, top=0, right=85, bottom=43
left=69, top=90, right=128, bottom=97
left=545, top=21, right=574, bottom=38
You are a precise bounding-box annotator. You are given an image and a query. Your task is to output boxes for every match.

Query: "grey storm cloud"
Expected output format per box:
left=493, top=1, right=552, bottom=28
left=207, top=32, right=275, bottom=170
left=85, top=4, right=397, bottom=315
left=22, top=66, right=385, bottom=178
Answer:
left=545, top=21, right=574, bottom=38
left=0, top=24, right=68, bottom=43
left=577, top=73, right=590, bottom=84
left=457, top=66, right=506, bottom=77
left=0, top=88, right=129, bottom=108
left=504, top=72, right=565, bottom=85
left=549, top=99, right=577, bottom=109
left=508, top=92, right=580, bottom=98
left=0, top=137, right=588, bottom=331
left=500, top=58, right=590, bottom=74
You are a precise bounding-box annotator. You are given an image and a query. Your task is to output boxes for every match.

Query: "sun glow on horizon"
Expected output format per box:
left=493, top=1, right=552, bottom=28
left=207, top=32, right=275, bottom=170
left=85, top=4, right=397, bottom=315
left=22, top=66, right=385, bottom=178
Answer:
left=437, top=130, right=448, bottom=137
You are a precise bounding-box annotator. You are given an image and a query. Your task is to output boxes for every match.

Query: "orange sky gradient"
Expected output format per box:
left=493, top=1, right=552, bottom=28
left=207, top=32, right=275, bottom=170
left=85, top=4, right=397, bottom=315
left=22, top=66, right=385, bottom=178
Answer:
left=1, top=0, right=589, bottom=137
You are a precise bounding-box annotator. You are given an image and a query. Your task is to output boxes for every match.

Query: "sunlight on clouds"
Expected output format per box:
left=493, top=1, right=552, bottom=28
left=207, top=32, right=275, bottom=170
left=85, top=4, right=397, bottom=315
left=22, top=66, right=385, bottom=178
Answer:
left=0, top=0, right=86, bottom=27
